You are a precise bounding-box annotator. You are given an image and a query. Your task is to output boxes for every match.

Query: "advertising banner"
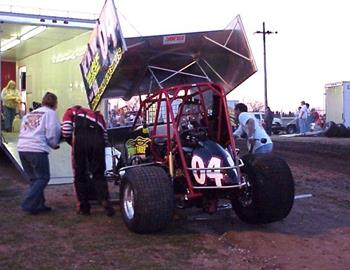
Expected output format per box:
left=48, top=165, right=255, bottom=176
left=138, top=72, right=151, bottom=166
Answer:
left=80, top=0, right=126, bottom=110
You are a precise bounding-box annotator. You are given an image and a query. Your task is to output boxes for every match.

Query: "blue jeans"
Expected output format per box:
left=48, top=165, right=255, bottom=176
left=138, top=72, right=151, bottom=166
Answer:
left=255, top=143, right=273, bottom=154
left=299, top=118, right=307, bottom=133
left=307, top=116, right=312, bottom=132
left=4, top=106, right=16, bottom=131
left=19, top=152, right=50, bottom=212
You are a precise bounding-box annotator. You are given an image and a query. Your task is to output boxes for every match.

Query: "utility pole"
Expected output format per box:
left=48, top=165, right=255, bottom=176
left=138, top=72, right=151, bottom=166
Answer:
left=255, top=22, right=277, bottom=109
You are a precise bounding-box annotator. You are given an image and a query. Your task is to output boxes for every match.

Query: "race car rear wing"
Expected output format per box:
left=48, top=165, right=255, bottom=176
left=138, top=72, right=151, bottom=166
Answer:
left=80, top=0, right=257, bottom=110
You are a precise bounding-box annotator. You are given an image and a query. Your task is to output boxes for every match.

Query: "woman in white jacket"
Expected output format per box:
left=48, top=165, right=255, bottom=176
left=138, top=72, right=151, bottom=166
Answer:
left=17, top=92, right=61, bottom=214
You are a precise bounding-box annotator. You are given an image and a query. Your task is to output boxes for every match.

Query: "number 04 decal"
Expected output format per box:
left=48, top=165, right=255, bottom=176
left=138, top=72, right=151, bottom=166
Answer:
left=191, top=156, right=223, bottom=187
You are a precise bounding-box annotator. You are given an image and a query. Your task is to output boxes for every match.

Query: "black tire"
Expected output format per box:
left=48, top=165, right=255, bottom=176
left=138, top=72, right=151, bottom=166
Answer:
left=120, top=166, right=174, bottom=233
left=286, top=124, right=296, bottom=134
left=232, top=154, right=295, bottom=224
left=345, top=127, right=350, bottom=138
left=336, top=123, right=347, bottom=137
left=324, top=121, right=337, bottom=137
left=272, top=124, right=281, bottom=135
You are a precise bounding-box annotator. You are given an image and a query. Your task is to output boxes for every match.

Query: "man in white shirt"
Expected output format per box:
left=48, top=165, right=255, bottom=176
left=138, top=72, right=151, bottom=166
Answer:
left=233, top=103, right=273, bottom=154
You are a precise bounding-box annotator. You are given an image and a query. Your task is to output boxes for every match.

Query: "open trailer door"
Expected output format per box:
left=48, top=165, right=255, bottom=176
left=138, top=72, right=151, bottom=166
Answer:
left=80, top=0, right=257, bottom=108
left=0, top=134, right=74, bottom=185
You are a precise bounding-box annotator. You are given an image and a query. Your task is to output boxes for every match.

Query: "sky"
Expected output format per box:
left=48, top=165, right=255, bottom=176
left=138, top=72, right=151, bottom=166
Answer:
left=2, top=0, right=350, bottom=112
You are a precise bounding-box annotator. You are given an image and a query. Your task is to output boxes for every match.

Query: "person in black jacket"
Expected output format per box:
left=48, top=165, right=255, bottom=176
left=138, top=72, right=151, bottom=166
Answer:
left=62, top=105, right=114, bottom=217
left=264, top=106, right=274, bottom=136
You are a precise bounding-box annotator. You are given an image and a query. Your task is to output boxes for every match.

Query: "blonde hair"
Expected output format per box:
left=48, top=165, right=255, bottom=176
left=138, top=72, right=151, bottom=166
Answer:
left=5, top=80, right=16, bottom=89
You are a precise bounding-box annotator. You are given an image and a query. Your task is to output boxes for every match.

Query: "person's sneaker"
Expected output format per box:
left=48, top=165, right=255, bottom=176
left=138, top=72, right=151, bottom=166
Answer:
left=77, top=206, right=91, bottom=216
left=23, top=207, right=51, bottom=215
left=77, top=209, right=91, bottom=216
left=28, top=209, right=40, bottom=215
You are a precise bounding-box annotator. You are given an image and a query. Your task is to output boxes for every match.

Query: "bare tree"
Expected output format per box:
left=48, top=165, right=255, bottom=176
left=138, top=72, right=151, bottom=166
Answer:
left=246, top=100, right=265, bottom=112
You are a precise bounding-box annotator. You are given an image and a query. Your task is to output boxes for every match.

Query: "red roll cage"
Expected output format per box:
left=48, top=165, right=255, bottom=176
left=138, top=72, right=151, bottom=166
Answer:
left=132, top=82, right=240, bottom=198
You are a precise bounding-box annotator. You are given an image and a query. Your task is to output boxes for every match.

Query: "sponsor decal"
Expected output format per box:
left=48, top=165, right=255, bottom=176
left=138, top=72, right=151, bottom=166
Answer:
left=126, top=136, right=151, bottom=156
left=86, top=53, right=101, bottom=88
left=91, top=47, right=123, bottom=110
left=163, top=34, right=186, bottom=45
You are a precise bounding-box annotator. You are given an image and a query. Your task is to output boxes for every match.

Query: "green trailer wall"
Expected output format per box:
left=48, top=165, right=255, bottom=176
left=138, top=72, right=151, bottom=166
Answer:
left=18, top=31, right=91, bottom=118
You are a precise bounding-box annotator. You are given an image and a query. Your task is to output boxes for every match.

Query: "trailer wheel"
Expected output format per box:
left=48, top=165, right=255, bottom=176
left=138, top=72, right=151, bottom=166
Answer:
left=232, top=154, right=295, bottom=224
left=120, top=166, right=174, bottom=233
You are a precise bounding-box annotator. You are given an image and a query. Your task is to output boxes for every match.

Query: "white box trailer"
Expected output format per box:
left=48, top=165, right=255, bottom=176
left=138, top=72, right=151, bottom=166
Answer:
left=325, top=81, right=350, bottom=127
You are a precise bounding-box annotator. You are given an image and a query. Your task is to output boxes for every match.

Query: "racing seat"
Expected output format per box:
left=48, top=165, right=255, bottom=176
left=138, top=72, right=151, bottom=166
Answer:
left=150, top=123, right=175, bottom=160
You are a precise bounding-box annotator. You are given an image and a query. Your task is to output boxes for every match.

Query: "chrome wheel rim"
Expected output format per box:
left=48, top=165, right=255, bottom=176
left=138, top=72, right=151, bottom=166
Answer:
left=239, top=174, right=253, bottom=207
left=123, top=183, right=135, bottom=220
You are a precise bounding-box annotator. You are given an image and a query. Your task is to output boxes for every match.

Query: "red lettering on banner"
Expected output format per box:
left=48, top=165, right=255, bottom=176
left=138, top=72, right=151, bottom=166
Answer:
left=163, top=35, right=186, bottom=45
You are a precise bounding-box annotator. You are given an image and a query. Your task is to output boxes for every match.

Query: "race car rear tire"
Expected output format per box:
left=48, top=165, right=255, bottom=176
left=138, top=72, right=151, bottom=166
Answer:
left=232, top=154, right=295, bottom=224
left=120, top=166, right=174, bottom=233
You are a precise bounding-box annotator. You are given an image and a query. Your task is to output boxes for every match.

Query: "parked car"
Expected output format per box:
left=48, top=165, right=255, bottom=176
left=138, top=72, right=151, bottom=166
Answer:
left=284, top=118, right=298, bottom=134
left=253, top=112, right=282, bottom=130
left=272, top=118, right=299, bottom=135
left=252, top=112, right=302, bottom=135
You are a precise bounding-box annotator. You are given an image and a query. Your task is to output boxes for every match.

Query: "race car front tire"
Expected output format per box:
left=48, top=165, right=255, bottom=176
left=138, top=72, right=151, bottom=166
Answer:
left=120, top=166, right=174, bottom=233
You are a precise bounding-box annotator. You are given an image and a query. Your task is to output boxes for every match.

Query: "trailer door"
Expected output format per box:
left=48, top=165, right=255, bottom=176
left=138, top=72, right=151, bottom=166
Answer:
left=343, top=82, right=350, bottom=127
left=326, top=84, right=343, bottom=124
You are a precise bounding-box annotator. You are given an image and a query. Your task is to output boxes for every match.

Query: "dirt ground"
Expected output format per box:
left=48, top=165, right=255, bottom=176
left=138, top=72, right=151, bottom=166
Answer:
left=1, top=137, right=350, bottom=270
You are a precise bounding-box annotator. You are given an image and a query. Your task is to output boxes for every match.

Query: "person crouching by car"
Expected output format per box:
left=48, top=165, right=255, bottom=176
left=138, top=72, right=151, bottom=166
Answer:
left=17, top=92, right=61, bottom=215
left=233, top=103, right=273, bottom=154
left=61, top=105, right=114, bottom=217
